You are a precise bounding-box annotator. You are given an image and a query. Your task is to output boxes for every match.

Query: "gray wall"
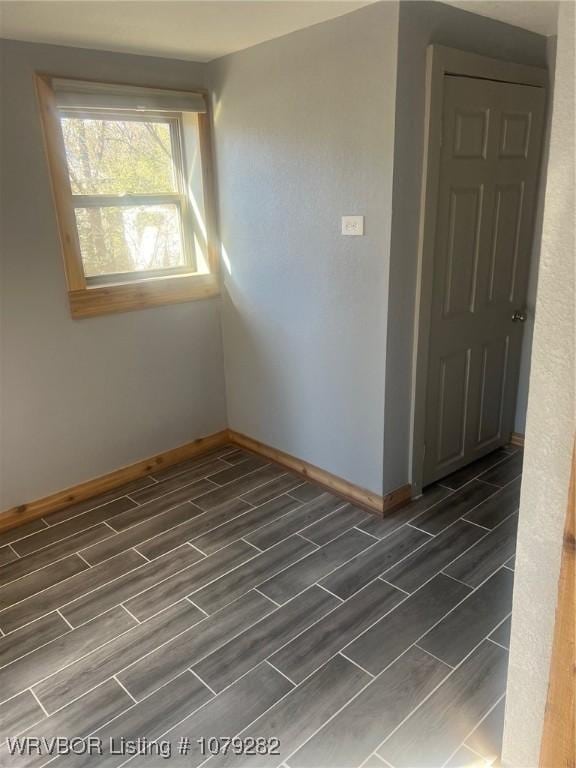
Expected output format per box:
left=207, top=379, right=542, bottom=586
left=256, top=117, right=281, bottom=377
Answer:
left=385, top=1, right=549, bottom=490
left=0, top=40, right=227, bottom=510
left=503, top=2, right=574, bottom=762
left=209, top=2, right=399, bottom=495
left=0, top=3, right=555, bottom=510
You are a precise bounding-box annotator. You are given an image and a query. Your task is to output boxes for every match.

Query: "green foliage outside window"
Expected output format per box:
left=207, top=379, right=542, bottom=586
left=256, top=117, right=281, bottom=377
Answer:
left=61, top=115, right=187, bottom=278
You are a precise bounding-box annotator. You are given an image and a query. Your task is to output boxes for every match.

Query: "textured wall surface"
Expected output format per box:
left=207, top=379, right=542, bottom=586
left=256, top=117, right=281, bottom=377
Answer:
left=0, top=41, right=227, bottom=509
left=514, top=35, right=557, bottom=435
left=385, top=1, right=549, bottom=488
left=209, top=3, right=399, bottom=495
left=0, top=5, right=559, bottom=515
left=502, top=2, right=575, bottom=764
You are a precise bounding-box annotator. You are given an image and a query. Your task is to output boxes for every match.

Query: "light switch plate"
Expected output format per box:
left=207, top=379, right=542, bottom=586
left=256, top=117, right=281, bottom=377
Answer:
left=341, top=215, right=364, bottom=236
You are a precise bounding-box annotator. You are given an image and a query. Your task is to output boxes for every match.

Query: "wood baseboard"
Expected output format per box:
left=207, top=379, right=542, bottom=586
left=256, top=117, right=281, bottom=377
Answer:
left=511, top=432, right=525, bottom=447
left=0, top=426, right=412, bottom=533
left=227, top=430, right=411, bottom=516
left=0, top=430, right=230, bottom=534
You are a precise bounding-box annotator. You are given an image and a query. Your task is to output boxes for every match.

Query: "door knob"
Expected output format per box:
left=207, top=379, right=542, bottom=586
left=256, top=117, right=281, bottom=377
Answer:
left=512, top=310, right=527, bottom=322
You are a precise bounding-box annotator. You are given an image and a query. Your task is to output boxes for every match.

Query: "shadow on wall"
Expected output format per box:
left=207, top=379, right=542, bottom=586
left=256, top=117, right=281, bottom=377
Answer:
left=220, top=241, right=368, bottom=476
left=220, top=268, right=302, bottom=453
left=208, top=2, right=399, bottom=496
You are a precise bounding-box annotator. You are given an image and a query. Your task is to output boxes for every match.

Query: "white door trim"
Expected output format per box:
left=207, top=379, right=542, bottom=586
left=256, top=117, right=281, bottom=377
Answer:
left=409, top=44, right=547, bottom=494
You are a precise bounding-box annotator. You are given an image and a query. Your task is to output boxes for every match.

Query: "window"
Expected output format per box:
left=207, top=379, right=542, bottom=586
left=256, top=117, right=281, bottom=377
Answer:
left=36, top=75, right=219, bottom=317
left=61, top=111, right=194, bottom=283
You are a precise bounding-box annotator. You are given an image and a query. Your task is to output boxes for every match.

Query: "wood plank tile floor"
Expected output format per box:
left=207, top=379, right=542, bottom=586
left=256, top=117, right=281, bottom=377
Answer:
left=0, top=443, right=523, bottom=768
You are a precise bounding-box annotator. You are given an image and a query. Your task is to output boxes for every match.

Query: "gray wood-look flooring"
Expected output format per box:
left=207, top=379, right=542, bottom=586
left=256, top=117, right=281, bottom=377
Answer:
left=0, top=444, right=522, bottom=767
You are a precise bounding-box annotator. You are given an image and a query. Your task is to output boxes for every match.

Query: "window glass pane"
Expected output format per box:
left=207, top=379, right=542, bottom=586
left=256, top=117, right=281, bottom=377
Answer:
left=75, top=204, right=187, bottom=277
left=61, top=116, right=177, bottom=195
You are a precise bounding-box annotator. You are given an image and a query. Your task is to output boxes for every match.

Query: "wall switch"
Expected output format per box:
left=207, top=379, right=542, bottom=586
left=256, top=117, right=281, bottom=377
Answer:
left=341, top=215, right=364, bottom=236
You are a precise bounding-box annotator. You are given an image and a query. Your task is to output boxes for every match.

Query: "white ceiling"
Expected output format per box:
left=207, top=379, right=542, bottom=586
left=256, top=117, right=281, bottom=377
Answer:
left=0, top=1, right=369, bottom=62
left=0, top=0, right=558, bottom=63
left=444, top=1, right=558, bottom=36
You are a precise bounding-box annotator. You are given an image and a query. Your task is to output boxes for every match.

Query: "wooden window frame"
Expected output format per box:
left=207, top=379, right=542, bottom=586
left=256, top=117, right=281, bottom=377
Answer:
left=35, top=73, right=220, bottom=318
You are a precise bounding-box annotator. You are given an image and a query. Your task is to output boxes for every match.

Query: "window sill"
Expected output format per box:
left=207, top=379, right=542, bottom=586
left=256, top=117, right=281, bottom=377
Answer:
left=68, top=272, right=220, bottom=319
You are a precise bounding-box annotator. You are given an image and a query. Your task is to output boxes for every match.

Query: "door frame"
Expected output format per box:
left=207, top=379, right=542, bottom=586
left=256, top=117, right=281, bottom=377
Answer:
left=410, top=44, right=547, bottom=495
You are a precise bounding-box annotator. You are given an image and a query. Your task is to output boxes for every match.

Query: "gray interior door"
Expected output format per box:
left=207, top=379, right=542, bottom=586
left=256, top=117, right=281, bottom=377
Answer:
left=423, top=74, right=546, bottom=486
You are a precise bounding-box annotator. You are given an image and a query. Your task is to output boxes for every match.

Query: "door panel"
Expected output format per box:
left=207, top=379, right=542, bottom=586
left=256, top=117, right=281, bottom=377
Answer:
left=454, top=109, right=489, bottom=158
left=444, top=186, right=483, bottom=316
left=475, top=336, right=509, bottom=447
left=436, top=348, right=471, bottom=465
left=423, top=76, right=546, bottom=485
left=499, top=112, right=532, bottom=158
left=487, top=183, right=524, bottom=305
